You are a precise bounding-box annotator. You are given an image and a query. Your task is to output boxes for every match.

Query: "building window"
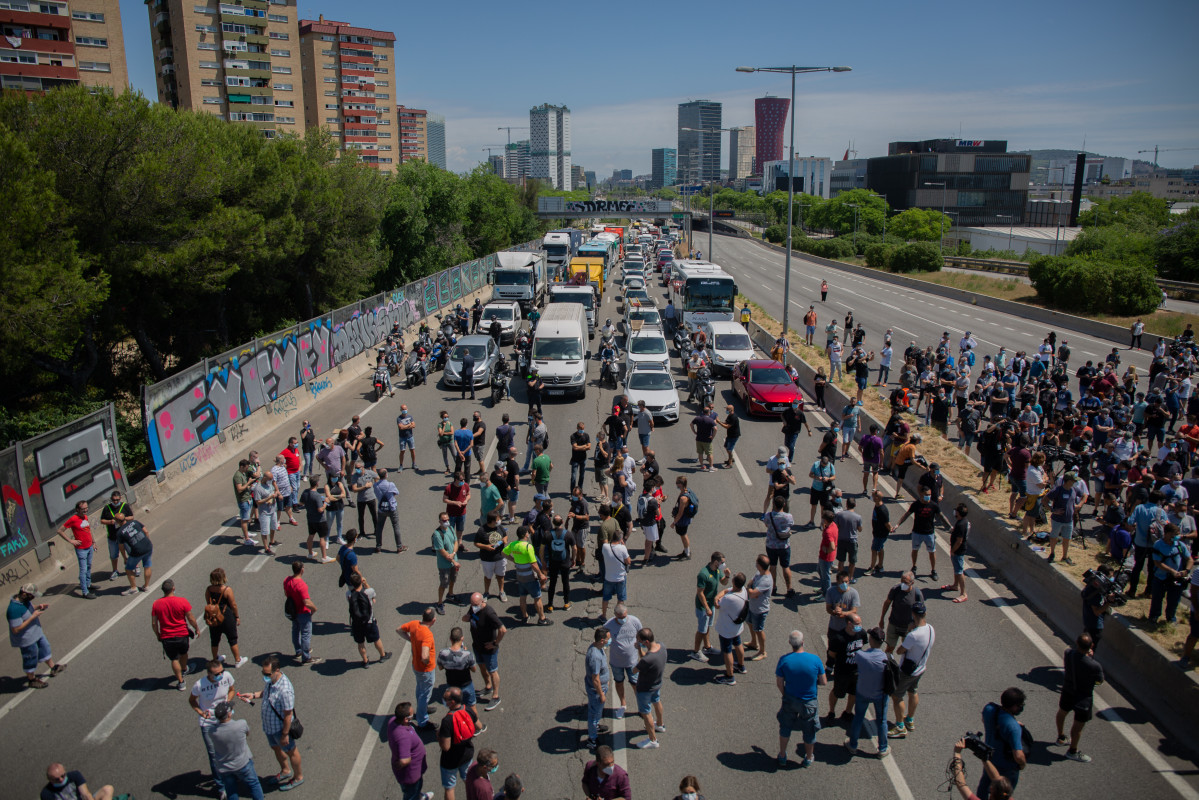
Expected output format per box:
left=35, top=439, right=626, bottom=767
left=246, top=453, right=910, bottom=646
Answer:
left=378, top=145, right=391, bottom=151
left=325, top=117, right=339, bottom=124
left=274, top=99, right=293, bottom=107
left=75, top=35, right=107, bottom=46
left=375, top=80, right=388, bottom=87
left=321, top=62, right=335, bottom=69
left=37, top=2, right=65, bottom=13
left=199, top=61, right=219, bottom=68
left=376, top=131, right=390, bottom=138
left=77, top=61, right=111, bottom=72
left=271, top=65, right=291, bottom=74
left=276, top=116, right=295, bottom=124
left=223, top=40, right=247, bottom=52
left=72, top=10, right=104, bottom=21
left=323, top=77, right=336, bottom=83
left=320, top=34, right=334, bottom=41
left=376, top=93, right=388, bottom=99
left=268, top=12, right=287, bottom=21
left=268, top=31, right=288, bottom=39
left=321, top=49, right=335, bottom=56
left=324, top=103, right=338, bottom=109
left=196, top=42, right=217, bottom=50
left=270, top=48, right=289, bottom=56
left=203, top=96, right=221, bottom=104
left=200, top=77, right=220, bottom=86
left=274, top=82, right=292, bottom=90
left=0, top=52, right=38, bottom=64
left=193, top=4, right=214, bottom=13
left=221, top=21, right=246, bottom=33
left=196, top=24, right=217, bottom=32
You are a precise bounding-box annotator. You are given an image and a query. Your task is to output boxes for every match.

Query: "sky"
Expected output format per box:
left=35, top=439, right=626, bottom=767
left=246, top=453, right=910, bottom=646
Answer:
left=117, top=0, right=1199, bottom=176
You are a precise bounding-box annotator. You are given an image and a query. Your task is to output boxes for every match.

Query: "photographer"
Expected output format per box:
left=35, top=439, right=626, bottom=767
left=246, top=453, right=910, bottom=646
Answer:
left=978, top=688, right=1027, bottom=797
left=1081, top=564, right=1113, bottom=652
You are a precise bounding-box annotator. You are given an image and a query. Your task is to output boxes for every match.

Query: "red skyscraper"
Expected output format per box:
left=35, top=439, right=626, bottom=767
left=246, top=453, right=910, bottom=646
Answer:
left=754, top=96, right=790, bottom=174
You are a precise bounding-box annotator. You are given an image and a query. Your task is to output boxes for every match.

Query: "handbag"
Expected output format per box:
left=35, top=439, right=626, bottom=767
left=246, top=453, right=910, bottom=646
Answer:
left=883, top=658, right=901, bottom=695
left=268, top=691, right=304, bottom=739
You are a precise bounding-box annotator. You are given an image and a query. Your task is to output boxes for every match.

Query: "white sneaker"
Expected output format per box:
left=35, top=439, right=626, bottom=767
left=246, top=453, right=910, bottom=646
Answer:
left=336, top=537, right=348, bottom=546
left=498, top=591, right=508, bottom=602
left=638, top=739, right=660, bottom=749
left=654, top=724, right=666, bottom=732
left=614, top=706, right=625, bottom=720
left=234, top=656, right=249, bottom=668
left=218, top=654, right=226, bottom=663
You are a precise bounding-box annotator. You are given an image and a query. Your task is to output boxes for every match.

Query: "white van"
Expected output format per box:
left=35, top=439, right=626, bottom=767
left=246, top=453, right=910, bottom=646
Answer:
left=531, top=302, right=588, bottom=398
left=701, top=320, right=756, bottom=375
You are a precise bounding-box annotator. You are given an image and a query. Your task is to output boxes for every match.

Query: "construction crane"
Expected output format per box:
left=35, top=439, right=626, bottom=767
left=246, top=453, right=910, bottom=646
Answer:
left=1137, top=146, right=1199, bottom=169
left=481, top=146, right=506, bottom=174
left=497, top=126, right=528, bottom=146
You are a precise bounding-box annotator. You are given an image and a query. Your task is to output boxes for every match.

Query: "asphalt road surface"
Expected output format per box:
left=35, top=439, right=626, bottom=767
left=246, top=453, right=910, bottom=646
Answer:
left=712, top=233, right=1159, bottom=377
left=2, top=268, right=1196, bottom=800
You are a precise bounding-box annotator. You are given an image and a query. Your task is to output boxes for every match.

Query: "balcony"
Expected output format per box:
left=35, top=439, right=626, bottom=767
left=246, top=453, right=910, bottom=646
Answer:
left=160, top=63, right=175, bottom=75
left=158, top=47, right=173, bottom=61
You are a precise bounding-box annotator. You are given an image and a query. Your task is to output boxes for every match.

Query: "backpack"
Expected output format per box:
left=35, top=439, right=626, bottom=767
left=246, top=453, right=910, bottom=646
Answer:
left=636, top=493, right=649, bottom=521
left=450, top=708, right=475, bottom=744
left=348, top=589, right=372, bottom=625
left=966, top=351, right=976, bottom=367
left=549, top=529, right=568, bottom=559
left=731, top=592, right=750, bottom=625
left=882, top=656, right=901, bottom=696
left=203, top=587, right=227, bottom=627
left=683, top=489, right=699, bottom=518
left=283, top=596, right=296, bottom=621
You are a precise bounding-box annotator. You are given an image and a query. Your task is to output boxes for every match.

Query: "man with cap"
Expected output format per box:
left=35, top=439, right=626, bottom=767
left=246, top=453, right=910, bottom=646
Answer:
left=1045, top=470, right=1088, bottom=566
left=8, top=583, right=66, bottom=690
left=888, top=600, right=934, bottom=739
left=763, top=447, right=789, bottom=515
left=208, top=700, right=265, bottom=800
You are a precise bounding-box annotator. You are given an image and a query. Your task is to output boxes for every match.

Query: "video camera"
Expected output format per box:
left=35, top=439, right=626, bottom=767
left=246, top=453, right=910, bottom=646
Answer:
left=1083, top=567, right=1129, bottom=607
left=962, top=732, right=992, bottom=761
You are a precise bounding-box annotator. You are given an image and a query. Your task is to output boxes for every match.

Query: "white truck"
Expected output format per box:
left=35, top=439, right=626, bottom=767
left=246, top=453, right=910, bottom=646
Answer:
left=490, top=250, right=548, bottom=315
left=530, top=302, right=588, bottom=398
left=548, top=284, right=597, bottom=338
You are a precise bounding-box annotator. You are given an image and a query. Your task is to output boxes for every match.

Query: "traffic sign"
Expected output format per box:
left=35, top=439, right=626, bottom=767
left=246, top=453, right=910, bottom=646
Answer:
left=713, top=210, right=734, bottom=218
left=672, top=213, right=686, bottom=219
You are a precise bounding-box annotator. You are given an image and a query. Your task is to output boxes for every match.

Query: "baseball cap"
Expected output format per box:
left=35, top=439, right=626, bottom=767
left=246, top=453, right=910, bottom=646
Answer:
left=911, top=601, right=928, bottom=616
left=19, top=583, right=39, bottom=597
left=214, top=701, right=233, bottom=720
left=777, top=446, right=788, bottom=456
left=533, top=493, right=549, bottom=502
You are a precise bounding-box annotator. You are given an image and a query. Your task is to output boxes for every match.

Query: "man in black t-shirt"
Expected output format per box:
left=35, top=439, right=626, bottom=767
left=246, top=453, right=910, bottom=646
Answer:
left=868, top=490, right=891, bottom=575
left=474, top=511, right=508, bottom=601
left=100, top=490, right=133, bottom=582
left=716, top=404, right=741, bottom=468
left=568, top=486, right=590, bottom=569
left=897, top=490, right=942, bottom=582
left=464, top=594, right=506, bottom=712
left=503, top=448, right=520, bottom=523
left=569, top=422, right=591, bottom=493
left=1055, top=633, right=1104, bottom=764
left=438, top=686, right=482, bottom=795
left=604, top=412, right=628, bottom=451
left=945, top=503, right=970, bottom=602
left=691, top=411, right=717, bottom=472
left=471, top=412, right=487, bottom=478
left=41, top=764, right=115, bottom=800
left=116, top=517, right=153, bottom=595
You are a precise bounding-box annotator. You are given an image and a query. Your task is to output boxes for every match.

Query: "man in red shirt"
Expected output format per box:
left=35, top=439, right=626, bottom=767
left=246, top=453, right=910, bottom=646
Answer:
left=57, top=500, right=97, bottom=599
left=284, top=562, right=321, bottom=666
left=280, top=438, right=303, bottom=511
left=443, top=473, right=471, bottom=536
left=151, top=579, right=198, bottom=689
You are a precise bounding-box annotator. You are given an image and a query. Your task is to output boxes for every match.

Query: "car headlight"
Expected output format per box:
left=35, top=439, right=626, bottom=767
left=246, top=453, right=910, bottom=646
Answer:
left=572, top=370, right=585, bottom=382
left=664, top=401, right=677, bottom=410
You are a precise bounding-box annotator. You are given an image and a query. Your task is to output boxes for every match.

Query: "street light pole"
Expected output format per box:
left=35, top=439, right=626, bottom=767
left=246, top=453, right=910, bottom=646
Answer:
left=846, top=203, right=860, bottom=249
left=682, top=125, right=736, bottom=261
left=738, top=64, right=852, bottom=336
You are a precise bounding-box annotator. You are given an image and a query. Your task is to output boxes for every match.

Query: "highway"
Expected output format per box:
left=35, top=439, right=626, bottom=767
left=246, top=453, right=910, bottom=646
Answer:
left=1, top=263, right=1196, bottom=800
left=712, top=233, right=1159, bottom=376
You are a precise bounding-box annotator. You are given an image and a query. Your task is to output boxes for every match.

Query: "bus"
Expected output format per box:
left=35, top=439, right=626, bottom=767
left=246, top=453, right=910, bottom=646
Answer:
left=578, top=240, right=617, bottom=279
left=668, top=261, right=738, bottom=330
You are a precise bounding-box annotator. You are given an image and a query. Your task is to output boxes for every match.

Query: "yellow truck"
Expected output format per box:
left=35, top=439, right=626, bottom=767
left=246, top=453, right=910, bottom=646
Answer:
left=568, top=256, right=605, bottom=300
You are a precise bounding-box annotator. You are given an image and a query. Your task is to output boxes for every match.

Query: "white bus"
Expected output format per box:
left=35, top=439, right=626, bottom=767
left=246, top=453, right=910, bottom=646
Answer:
left=668, top=261, right=738, bottom=330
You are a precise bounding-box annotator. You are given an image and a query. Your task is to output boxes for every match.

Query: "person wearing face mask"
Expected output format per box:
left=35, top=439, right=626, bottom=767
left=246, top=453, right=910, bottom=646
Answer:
left=1149, top=522, right=1194, bottom=624
left=878, top=571, right=923, bottom=654
left=239, top=655, right=303, bottom=791
left=824, top=568, right=860, bottom=680
left=672, top=775, right=704, bottom=800
left=978, top=688, right=1028, bottom=797
left=463, top=748, right=499, bottom=800
left=896, top=485, right=941, bottom=582
left=781, top=398, right=810, bottom=462
left=584, top=627, right=611, bottom=750
left=889, top=602, right=934, bottom=740
left=581, top=745, right=630, bottom=800
left=825, top=612, right=866, bottom=725
left=387, top=702, right=432, bottom=800
left=433, top=512, right=461, bottom=615
left=40, top=762, right=115, bottom=800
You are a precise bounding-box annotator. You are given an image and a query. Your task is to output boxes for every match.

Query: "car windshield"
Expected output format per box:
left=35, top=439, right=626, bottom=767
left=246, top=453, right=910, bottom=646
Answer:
left=631, top=311, right=661, bottom=324
left=628, top=373, right=674, bottom=391
left=531, top=338, right=583, bottom=360
left=551, top=293, right=593, bottom=310
left=450, top=344, right=489, bottom=362
left=483, top=308, right=513, bottom=321
left=626, top=289, right=649, bottom=301
left=714, top=333, right=752, bottom=350
left=624, top=278, right=644, bottom=288
left=492, top=271, right=530, bottom=286
left=749, top=368, right=792, bottom=385
left=629, top=337, right=667, bottom=355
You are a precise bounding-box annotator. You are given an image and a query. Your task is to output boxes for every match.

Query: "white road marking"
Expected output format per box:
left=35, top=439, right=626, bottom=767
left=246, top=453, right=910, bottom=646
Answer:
left=0, top=523, right=229, bottom=723
left=243, top=554, right=270, bottom=573
left=83, top=690, right=148, bottom=745
left=732, top=452, right=752, bottom=486
left=609, top=684, right=630, bottom=774
left=337, top=642, right=412, bottom=800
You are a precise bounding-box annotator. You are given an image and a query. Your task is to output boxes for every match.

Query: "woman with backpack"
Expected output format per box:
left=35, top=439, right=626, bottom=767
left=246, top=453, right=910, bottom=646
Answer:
left=205, top=568, right=247, bottom=668
left=637, top=476, right=667, bottom=565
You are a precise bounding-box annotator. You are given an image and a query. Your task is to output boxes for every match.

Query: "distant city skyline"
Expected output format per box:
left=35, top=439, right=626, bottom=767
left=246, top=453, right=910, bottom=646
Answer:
left=112, top=0, right=1199, bottom=175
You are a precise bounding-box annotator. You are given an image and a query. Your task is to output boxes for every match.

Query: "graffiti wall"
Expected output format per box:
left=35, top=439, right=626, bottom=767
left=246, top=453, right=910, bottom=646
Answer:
left=141, top=247, right=531, bottom=471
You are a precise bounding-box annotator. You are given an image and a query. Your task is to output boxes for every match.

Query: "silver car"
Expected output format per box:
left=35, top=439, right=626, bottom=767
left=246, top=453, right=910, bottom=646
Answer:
left=443, top=335, right=499, bottom=388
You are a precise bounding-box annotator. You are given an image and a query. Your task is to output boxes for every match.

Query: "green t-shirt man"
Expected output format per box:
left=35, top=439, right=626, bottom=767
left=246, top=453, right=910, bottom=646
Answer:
left=695, top=563, right=721, bottom=611
left=480, top=482, right=502, bottom=521
left=233, top=471, right=252, bottom=504
left=431, top=525, right=458, bottom=570
left=532, top=453, right=552, bottom=485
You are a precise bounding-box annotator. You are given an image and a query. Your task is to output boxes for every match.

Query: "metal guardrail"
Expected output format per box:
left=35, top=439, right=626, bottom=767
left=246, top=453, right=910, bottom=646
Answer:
left=944, top=256, right=1199, bottom=297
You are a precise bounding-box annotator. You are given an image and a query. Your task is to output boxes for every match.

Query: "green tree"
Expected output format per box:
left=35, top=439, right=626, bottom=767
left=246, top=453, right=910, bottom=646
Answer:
left=1155, top=221, right=1199, bottom=281
left=379, top=159, right=471, bottom=286
left=889, top=207, right=953, bottom=242
left=1065, top=224, right=1154, bottom=268
left=889, top=242, right=944, bottom=273
left=1077, top=192, right=1171, bottom=232
left=804, top=189, right=885, bottom=236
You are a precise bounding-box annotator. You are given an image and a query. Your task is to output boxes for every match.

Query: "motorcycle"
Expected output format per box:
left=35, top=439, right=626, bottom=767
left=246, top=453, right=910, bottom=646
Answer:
left=490, top=355, right=511, bottom=404
left=694, top=365, right=716, bottom=409
left=600, top=355, right=618, bottom=389
left=513, top=330, right=532, bottom=375
left=372, top=368, right=388, bottom=402
left=430, top=341, right=446, bottom=372
left=673, top=326, right=691, bottom=357
left=404, top=350, right=428, bottom=388
left=434, top=313, right=455, bottom=341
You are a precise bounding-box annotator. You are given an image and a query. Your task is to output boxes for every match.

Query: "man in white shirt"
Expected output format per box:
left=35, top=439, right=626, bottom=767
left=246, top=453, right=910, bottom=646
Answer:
left=713, top=572, right=749, bottom=685
left=190, top=659, right=236, bottom=788
left=889, top=602, right=934, bottom=738
left=601, top=535, right=631, bottom=621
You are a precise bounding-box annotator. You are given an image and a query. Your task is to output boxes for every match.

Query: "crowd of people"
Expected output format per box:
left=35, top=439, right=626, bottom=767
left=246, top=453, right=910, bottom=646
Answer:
left=15, top=259, right=1198, bottom=800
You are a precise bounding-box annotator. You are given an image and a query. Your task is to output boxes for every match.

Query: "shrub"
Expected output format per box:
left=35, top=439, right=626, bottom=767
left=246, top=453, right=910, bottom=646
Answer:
left=1029, top=255, right=1159, bottom=315
left=865, top=243, right=897, bottom=269
left=889, top=242, right=944, bottom=273
left=813, top=238, right=855, bottom=260
left=763, top=224, right=786, bottom=244
left=1155, top=221, right=1199, bottom=282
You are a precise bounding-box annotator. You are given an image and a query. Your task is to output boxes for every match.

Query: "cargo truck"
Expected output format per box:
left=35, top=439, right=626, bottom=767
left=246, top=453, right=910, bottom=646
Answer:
left=541, top=229, right=584, bottom=278
left=489, top=250, right=548, bottom=314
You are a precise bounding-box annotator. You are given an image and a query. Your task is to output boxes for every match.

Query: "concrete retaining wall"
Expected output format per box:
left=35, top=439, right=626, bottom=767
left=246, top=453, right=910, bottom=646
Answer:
left=746, top=322, right=1199, bottom=745
left=744, top=238, right=1132, bottom=347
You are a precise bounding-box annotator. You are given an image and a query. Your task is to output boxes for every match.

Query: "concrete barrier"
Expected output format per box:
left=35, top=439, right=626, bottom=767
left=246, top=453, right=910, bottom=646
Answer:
left=746, top=321, right=1199, bottom=744
left=744, top=237, right=1133, bottom=347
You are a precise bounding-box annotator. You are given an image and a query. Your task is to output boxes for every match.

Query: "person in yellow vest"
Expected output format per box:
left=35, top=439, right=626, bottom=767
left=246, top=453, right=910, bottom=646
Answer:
left=502, top=526, right=550, bottom=626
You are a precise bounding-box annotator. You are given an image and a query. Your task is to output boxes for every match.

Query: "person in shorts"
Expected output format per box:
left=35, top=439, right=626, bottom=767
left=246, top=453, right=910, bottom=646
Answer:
left=151, top=579, right=198, bottom=690
left=763, top=495, right=794, bottom=597
left=1055, top=632, right=1103, bottom=763
left=691, top=410, right=717, bottom=472
left=746, top=556, right=774, bottom=660
left=300, top=476, right=333, bottom=563
left=475, top=510, right=509, bottom=602
left=346, top=572, right=390, bottom=666
left=945, top=504, right=970, bottom=602
left=775, top=630, right=826, bottom=767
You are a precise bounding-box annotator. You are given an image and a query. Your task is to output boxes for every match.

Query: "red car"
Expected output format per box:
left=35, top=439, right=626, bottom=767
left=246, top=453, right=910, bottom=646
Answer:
left=732, top=359, right=803, bottom=416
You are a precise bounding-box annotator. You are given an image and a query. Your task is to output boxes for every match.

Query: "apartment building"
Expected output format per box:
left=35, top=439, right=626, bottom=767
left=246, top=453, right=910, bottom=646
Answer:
left=426, top=112, right=445, bottom=169
left=396, top=104, right=426, bottom=164
left=298, top=16, right=396, bottom=167
left=530, top=103, right=571, bottom=190
left=0, top=0, right=128, bottom=93
left=145, top=0, right=303, bottom=138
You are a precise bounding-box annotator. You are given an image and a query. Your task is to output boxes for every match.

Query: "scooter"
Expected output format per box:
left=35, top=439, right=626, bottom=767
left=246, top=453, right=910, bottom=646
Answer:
left=673, top=327, right=691, bottom=357
left=434, top=313, right=455, bottom=341
left=513, top=330, right=532, bottom=376
left=694, top=365, right=716, bottom=409
left=490, top=355, right=511, bottom=404
left=430, top=341, right=446, bottom=372
left=372, top=368, right=388, bottom=402
left=600, top=356, right=618, bottom=389
left=404, top=350, right=428, bottom=388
